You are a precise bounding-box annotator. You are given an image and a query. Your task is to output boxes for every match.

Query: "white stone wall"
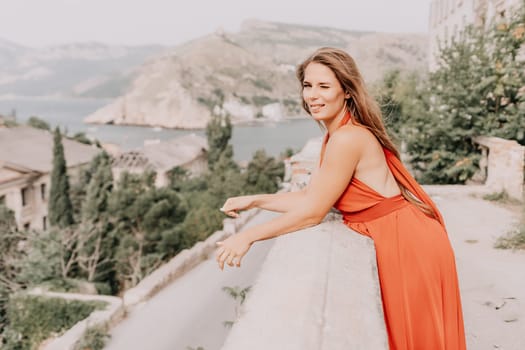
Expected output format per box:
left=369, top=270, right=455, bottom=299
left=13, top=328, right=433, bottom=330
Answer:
left=0, top=173, right=50, bottom=231
left=0, top=164, right=89, bottom=231
left=474, top=136, right=525, bottom=200
left=221, top=220, right=388, bottom=350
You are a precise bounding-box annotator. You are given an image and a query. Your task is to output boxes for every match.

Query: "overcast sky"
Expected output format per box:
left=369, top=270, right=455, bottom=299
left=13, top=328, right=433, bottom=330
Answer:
left=1, top=0, right=432, bottom=47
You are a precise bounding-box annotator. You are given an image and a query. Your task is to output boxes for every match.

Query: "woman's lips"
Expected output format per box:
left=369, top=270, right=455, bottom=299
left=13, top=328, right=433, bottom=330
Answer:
left=310, top=104, right=325, bottom=113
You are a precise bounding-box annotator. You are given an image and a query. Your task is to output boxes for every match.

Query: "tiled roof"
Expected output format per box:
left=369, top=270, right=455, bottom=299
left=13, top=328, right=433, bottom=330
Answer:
left=112, top=133, right=208, bottom=171
left=0, top=127, right=101, bottom=172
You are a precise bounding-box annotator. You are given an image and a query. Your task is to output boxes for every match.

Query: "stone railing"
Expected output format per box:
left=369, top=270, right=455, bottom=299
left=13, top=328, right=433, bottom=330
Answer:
left=220, top=214, right=388, bottom=350
left=474, top=136, right=525, bottom=201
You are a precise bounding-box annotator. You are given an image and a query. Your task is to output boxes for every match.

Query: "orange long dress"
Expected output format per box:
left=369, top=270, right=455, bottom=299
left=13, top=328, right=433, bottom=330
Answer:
left=320, top=113, right=466, bottom=350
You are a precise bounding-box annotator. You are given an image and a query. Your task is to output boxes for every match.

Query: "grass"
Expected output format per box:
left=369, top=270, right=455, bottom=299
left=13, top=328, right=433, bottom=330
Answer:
left=482, top=190, right=522, bottom=205
left=495, top=225, right=525, bottom=250
left=483, top=191, right=525, bottom=250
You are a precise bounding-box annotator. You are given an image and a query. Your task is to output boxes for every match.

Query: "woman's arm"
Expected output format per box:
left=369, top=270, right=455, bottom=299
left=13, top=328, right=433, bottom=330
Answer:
left=220, top=186, right=309, bottom=217
left=216, top=127, right=366, bottom=269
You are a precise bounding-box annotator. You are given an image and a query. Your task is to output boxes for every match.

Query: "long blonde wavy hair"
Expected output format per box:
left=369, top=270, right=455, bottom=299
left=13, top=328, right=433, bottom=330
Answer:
left=296, top=47, right=436, bottom=219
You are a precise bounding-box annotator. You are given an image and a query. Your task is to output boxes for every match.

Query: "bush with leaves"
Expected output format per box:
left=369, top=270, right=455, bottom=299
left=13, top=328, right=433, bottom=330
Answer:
left=110, top=171, right=187, bottom=289
left=26, top=116, right=50, bottom=131
left=243, top=149, right=285, bottom=195
left=74, top=325, right=111, bottom=350
left=2, top=295, right=104, bottom=350
left=399, top=3, right=525, bottom=183
left=0, top=205, right=23, bottom=335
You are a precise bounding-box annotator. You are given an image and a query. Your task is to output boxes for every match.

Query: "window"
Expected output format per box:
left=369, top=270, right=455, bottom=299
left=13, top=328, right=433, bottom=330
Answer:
left=43, top=216, right=47, bottom=231
left=41, top=183, right=46, bottom=201
left=23, top=222, right=30, bottom=230
left=21, top=187, right=29, bottom=206
left=0, top=195, right=5, bottom=205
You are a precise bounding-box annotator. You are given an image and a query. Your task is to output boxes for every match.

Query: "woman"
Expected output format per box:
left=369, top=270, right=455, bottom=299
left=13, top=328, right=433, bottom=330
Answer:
left=215, top=47, right=466, bottom=349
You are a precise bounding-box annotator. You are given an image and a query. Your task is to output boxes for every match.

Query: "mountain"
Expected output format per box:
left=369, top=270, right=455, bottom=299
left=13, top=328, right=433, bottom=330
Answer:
left=0, top=40, right=166, bottom=98
left=85, top=20, right=428, bottom=129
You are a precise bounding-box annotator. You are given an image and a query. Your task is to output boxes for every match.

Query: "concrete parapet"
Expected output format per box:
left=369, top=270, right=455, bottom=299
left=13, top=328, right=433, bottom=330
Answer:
left=220, top=219, right=388, bottom=350
left=28, top=290, right=124, bottom=350
left=474, top=136, right=525, bottom=201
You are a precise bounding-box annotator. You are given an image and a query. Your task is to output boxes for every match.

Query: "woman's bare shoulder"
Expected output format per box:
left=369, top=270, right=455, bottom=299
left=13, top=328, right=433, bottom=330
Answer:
left=331, top=124, right=376, bottom=146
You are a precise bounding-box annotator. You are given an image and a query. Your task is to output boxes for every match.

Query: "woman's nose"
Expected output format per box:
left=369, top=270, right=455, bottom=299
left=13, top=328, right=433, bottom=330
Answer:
left=305, top=87, right=319, bottom=101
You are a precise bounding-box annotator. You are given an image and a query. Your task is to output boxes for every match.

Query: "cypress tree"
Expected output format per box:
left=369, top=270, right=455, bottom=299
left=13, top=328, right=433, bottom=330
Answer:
left=48, top=127, right=74, bottom=228
left=205, top=114, right=233, bottom=169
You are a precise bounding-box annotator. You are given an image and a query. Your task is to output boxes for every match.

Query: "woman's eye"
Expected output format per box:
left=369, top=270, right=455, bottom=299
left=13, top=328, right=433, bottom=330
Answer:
left=320, top=86, right=329, bottom=89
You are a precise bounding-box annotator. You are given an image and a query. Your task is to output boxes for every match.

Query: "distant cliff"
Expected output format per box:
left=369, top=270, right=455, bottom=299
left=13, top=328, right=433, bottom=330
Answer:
left=84, top=20, right=428, bottom=129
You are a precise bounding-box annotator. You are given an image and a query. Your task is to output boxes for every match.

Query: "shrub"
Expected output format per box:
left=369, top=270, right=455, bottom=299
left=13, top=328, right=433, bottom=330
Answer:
left=3, top=294, right=105, bottom=350
left=74, top=325, right=111, bottom=350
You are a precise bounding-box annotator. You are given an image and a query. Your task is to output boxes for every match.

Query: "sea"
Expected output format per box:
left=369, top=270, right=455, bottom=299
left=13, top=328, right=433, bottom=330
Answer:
left=0, top=97, right=323, bottom=162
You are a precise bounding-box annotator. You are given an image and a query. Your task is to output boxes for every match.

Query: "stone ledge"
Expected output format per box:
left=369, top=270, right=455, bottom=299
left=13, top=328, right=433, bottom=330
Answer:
left=220, top=220, right=388, bottom=350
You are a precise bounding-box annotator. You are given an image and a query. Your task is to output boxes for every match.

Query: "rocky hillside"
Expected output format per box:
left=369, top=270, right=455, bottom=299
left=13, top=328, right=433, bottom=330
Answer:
left=84, top=20, right=428, bottom=129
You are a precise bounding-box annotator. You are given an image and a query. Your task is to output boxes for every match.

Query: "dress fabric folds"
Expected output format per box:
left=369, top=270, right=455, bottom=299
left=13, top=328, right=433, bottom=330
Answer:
left=320, top=113, right=466, bottom=350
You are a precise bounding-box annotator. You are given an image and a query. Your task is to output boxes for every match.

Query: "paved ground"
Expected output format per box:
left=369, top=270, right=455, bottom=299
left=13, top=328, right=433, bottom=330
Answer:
left=104, top=211, right=277, bottom=350
left=427, top=186, right=525, bottom=350
left=104, top=186, right=525, bottom=350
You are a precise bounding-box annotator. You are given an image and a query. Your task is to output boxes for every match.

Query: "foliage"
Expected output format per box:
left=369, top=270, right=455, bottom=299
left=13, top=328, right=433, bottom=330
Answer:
left=49, top=127, right=74, bottom=227
left=17, top=229, right=77, bottom=285
left=0, top=205, right=22, bottom=334
left=70, top=152, right=106, bottom=222
left=74, top=325, right=111, bottom=350
left=243, top=150, right=284, bottom=194
left=77, top=152, right=118, bottom=289
left=394, top=4, right=525, bottom=184
left=251, top=95, right=278, bottom=106
left=109, top=171, right=187, bottom=289
left=69, top=132, right=92, bottom=145
left=206, top=114, right=233, bottom=170
left=221, top=285, right=251, bottom=329
left=2, top=295, right=104, bottom=350
left=26, top=116, right=50, bottom=131
left=495, top=224, right=525, bottom=249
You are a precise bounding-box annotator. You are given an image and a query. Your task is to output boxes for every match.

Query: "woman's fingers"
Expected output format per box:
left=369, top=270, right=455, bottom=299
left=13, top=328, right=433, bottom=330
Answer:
left=215, top=245, right=243, bottom=270
left=226, top=254, right=235, bottom=267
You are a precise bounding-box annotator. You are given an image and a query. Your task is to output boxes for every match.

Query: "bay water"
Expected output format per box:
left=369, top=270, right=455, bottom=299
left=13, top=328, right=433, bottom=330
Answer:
left=0, top=97, right=322, bottom=162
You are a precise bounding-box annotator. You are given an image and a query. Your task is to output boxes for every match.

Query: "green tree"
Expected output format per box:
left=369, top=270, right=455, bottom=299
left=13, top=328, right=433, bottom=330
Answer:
left=243, top=149, right=284, bottom=194
left=77, top=152, right=117, bottom=289
left=405, top=4, right=525, bottom=183
left=109, top=172, right=187, bottom=289
left=0, top=205, right=22, bottom=334
left=70, top=151, right=106, bottom=221
left=69, top=132, right=92, bottom=145
left=206, top=114, right=233, bottom=170
left=27, top=116, right=50, bottom=131
left=49, top=127, right=74, bottom=228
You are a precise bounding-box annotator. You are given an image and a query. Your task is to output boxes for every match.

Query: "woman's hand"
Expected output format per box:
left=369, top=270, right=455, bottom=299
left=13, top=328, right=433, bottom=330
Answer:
left=220, top=195, right=256, bottom=218
left=215, top=233, right=253, bottom=270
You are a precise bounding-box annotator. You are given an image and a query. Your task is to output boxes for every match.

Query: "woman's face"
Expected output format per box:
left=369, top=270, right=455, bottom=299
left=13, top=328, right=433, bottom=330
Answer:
left=302, top=62, right=348, bottom=123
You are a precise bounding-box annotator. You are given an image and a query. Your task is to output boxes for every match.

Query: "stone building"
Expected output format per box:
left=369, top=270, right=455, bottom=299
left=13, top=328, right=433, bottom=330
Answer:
left=428, top=0, right=522, bottom=70
left=0, top=127, right=100, bottom=230
left=111, top=134, right=208, bottom=188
